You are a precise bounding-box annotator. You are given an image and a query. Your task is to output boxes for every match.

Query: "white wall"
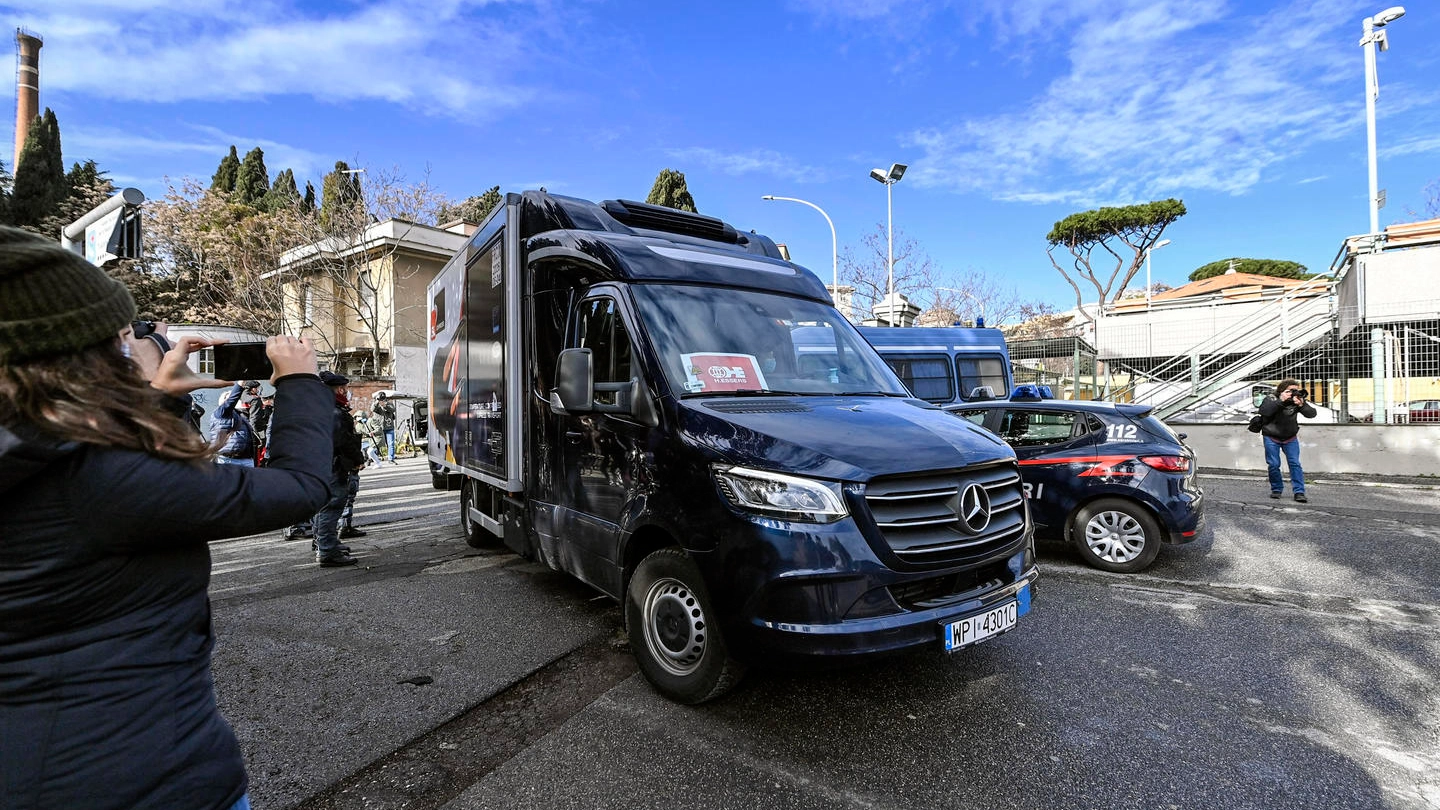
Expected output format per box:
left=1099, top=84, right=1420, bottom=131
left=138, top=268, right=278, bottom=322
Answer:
left=1177, top=424, right=1440, bottom=476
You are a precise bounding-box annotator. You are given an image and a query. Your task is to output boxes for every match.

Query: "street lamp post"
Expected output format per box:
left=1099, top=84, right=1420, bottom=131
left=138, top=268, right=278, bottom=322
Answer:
left=1144, top=238, right=1172, bottom=310
left=1360, top=6, right=1406, bottom=236
left=869, top=163, right=907, bottom=325
left=761, top=195, right=837, bottom=295
left=935, top=286, right=986, bottom=327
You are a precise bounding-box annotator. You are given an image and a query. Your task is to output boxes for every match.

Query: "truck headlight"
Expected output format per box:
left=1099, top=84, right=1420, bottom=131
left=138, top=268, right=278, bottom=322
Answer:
left=712, top=465, right=848, bottom=523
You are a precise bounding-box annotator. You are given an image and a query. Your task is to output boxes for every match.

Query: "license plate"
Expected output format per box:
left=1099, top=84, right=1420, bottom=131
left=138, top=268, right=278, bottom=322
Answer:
left=944, top=599, right=1018, bottom=652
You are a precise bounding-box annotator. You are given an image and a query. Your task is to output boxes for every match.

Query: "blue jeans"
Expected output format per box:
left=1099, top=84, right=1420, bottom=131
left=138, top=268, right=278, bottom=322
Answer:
left=384, top=429, right=396, bottom=461
left=229, top=795, right=251, bottom=810
left=216, top=456, right=254, bottom=467
left=1263, top=436, right=1305, bottom=495
left=313, top=469, right=350, bottom=558
left=361, top=438, right=381, bottom=464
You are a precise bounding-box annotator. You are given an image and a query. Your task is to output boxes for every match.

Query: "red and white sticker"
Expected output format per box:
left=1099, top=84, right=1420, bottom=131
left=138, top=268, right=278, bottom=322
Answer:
left=681, top=352, right=769, bottom=393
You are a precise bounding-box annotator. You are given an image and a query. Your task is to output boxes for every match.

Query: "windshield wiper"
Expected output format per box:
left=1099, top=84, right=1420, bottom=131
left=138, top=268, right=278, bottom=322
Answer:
left=837, top=390, right=906, bottom=397
left=727, top=388, right=810, bottom=397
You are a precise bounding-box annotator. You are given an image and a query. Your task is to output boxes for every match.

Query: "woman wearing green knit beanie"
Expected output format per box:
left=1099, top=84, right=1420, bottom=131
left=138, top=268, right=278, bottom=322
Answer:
left=0, top=226, right=337, bottom=810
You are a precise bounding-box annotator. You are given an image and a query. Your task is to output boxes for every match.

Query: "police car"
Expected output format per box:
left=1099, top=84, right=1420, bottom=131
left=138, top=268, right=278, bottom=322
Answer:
left=946, top=385, right=1203, bottom=573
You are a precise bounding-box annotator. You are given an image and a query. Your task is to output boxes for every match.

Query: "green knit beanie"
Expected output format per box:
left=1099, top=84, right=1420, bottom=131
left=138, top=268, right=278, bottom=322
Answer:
left=0, top=225, right=137, bottom=364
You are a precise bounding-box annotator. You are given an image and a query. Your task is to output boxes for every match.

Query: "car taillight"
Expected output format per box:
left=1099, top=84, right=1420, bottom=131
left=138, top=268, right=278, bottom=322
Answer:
left=1139, top=455, right=1190, bottom=472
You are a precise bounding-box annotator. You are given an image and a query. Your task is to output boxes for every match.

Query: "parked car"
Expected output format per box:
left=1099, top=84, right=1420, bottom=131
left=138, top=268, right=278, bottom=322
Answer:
left=1407, top=399, right=1440, bottom=423
left=946, top=386, right=1204, bottom=573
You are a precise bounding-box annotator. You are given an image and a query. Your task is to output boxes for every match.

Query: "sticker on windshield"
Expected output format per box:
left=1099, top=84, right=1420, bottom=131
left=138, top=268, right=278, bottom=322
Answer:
left=681, top=352, right=768, bottom=393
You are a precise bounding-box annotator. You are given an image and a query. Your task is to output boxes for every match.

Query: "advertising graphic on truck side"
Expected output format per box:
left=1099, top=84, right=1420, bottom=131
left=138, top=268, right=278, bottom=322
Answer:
left=427, top=191, right=1038, bottom=703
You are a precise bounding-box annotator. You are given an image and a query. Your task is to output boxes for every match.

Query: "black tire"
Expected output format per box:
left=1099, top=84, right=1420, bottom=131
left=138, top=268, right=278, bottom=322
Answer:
left=459, top=479, right=491, bottom=549
left=625, top=548, right=745, bottom=704
left=1070, top=497, right=1163, bottom=573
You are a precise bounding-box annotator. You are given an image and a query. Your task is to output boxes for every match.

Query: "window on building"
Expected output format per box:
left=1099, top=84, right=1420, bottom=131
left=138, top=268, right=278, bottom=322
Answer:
left=197, top=347, right=215, bottom=375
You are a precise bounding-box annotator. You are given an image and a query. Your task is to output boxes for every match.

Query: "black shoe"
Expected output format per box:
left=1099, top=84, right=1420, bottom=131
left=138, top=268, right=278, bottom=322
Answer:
left=311, top=540, right=351, bottom=554
left=1269, top=492, right=1281, bottom=499
left=318, top=554, right=359, bottom=568
left=340, top=526, right=368, bottom=539
left=1294, top=493, right=1308, bottom=503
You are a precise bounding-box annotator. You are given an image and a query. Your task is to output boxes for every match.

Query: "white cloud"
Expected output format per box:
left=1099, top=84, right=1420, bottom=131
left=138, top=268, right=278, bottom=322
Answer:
left=66, top=123, right=332, bottom=181
left=1381, top=135, right=1440, bottom=158
left=903, top=0, right=1372, bottom=206
left=4, top=0, right=543, bottom=117
left=665, top=147, right=831, bottom=184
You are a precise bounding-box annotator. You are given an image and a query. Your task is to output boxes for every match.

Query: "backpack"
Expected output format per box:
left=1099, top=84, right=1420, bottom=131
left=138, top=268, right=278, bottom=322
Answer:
left=1247, top=412, right=1266, bottom=434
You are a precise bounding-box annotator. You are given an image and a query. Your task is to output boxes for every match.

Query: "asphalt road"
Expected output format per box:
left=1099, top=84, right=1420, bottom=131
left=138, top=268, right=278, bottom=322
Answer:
left=208, top=460, right=1440, bottom=810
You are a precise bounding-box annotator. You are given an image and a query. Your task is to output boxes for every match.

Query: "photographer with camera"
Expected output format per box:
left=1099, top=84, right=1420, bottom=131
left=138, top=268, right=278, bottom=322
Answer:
left=0, top=226, right=334, bottom=810
left=1258, top=379, right=1317, bottom=502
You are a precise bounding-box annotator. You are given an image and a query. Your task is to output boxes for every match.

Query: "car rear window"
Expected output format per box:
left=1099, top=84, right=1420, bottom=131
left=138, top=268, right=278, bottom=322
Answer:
left=1138, top=414, right=1181, bottom=443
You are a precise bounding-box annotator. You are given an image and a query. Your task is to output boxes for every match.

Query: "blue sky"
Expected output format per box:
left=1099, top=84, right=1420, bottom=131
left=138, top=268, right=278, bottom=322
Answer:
left=6, top=0, right=1439, bottom=313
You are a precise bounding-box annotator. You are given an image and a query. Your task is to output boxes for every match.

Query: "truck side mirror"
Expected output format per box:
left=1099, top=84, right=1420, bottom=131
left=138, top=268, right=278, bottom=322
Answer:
left=551, top=348, right=594, bottom=414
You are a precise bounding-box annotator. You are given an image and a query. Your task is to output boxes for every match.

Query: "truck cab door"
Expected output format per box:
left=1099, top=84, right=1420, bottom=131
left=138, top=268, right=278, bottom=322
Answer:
left=553, top=295, right=644, bottom=593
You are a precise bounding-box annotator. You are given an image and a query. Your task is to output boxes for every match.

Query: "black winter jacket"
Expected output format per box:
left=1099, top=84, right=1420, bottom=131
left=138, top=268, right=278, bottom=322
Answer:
left=1259, top=394, right=1317, bottom=441
left=0, top=374, right=334, bottom=810
left=333, top=403, right=366, bottom=473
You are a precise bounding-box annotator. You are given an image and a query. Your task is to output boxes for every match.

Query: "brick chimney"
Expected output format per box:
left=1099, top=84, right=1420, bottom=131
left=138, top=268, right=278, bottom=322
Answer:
left=14, top=29, right=42, bottom=170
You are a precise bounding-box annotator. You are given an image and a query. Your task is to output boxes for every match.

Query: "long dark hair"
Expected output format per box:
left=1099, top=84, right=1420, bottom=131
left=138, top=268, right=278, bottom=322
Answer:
left=0, top=339, right=214, bottom=462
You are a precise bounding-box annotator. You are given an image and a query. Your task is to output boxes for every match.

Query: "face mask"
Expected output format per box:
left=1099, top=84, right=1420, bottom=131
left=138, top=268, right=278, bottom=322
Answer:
left=121, top=340, right=132, bottom=359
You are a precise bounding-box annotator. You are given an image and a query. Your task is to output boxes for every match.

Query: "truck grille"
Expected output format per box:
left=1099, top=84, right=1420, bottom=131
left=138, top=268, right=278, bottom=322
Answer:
left=864, top=463, right=1025, bottom=566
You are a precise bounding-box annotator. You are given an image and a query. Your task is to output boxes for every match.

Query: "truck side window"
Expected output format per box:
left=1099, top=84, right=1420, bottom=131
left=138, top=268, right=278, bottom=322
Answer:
left=958, top=356, right=1008, bottom=401
left=576, top=297, right=633, bottom=407
left=883, top=354, right=953, bottom=403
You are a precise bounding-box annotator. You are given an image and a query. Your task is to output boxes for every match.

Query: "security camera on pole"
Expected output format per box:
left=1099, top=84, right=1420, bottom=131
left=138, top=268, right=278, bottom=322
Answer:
left=60, top=188, right=146, bottom=266
left=868, top=163, right=907, bottom=326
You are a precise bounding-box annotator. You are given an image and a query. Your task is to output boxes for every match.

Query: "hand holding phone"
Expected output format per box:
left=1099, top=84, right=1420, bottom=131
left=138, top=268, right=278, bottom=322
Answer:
left=264, top=336, right=318, bottom=379
left=213, top=342, right=274, bottom=382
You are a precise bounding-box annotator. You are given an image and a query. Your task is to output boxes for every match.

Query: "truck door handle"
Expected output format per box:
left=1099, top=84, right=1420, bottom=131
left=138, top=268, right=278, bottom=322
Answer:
left=565, top=431, right=585, bottom=442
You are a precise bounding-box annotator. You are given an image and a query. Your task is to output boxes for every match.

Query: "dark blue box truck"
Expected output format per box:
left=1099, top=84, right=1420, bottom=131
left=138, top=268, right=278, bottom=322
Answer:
left=427, top=192, right=1037, bottom=703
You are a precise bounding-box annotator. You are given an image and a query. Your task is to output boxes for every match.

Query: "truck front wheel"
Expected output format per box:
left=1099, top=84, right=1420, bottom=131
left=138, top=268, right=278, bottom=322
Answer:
left=459, top=479, right=491, bottom=549
left=625, top=548, right=745, bottom=704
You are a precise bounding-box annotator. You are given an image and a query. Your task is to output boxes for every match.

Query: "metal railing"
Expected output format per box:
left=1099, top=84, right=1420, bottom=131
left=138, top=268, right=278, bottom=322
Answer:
left=1106, top=275, right=1337, bottom=417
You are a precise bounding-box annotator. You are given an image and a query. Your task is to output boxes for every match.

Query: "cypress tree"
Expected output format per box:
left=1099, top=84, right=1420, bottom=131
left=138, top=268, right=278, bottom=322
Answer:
left=211, top=145, right=240, bottom=193
left=645, top=168, right=698, bottom=212
left=261, top=167, right=300, bottom=212
left=302, top=181, right=317, bottom=214
left=234, top=147, right=270, bottom=207
left=0, top=160, right=11, bottom=225
left=11, top=108, right=66, bottom=228
left=319, top=161, right=364, bottom=229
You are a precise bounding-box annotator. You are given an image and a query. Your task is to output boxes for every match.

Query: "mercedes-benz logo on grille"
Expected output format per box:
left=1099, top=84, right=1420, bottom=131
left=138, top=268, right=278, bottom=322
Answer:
left=957, top=483, right=992, bottom=534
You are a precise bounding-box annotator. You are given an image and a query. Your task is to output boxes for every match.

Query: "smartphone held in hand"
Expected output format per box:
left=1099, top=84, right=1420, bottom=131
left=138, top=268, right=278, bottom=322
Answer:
left=213, top=342, right=274, bottom=382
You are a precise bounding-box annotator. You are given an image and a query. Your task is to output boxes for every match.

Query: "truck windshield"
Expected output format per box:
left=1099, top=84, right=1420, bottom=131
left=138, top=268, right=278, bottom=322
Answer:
left=630, top=285, right=908, bottom=398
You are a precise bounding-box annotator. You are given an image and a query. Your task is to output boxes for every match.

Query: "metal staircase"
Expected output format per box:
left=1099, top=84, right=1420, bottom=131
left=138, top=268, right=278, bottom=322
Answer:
left=1109, top=276, right=1336, bottom=419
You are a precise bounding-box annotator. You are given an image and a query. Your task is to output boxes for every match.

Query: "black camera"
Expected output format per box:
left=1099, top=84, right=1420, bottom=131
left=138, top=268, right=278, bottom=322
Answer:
left=1291, top=389, right=1308, bottom=400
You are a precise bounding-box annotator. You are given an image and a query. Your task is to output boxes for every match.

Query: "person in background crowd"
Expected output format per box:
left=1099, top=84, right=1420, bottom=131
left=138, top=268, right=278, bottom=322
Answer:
left=1258, top=378, right=1317, bottom=503
left=251, top=394, right=276, bottom=465
left=354, top=409, right=382, bottom=467
left=374, top=391, right=398, bottom=464
left=309, top=371, right=367, bottom=567
left=209, top=381, right=260, bottom=466
left=0, top=225, right=334, bottom=810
